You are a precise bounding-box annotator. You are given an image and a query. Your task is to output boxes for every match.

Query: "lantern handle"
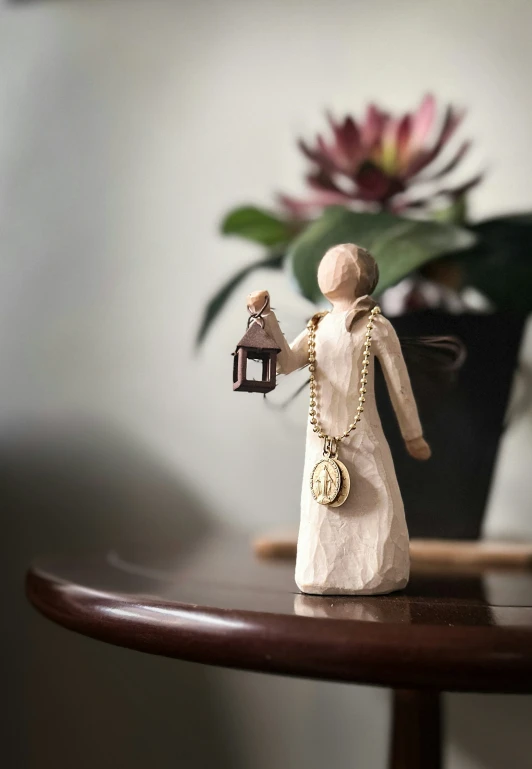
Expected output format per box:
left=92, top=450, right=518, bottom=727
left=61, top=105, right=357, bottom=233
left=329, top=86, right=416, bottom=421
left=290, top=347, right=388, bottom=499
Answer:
left=246, top=295, right=270, bottom=329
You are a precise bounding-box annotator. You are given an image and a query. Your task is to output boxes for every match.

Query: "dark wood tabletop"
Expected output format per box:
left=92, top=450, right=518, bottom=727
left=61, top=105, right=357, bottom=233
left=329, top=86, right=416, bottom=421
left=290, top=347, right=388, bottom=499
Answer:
left=26, top=536, right=532, bottom=694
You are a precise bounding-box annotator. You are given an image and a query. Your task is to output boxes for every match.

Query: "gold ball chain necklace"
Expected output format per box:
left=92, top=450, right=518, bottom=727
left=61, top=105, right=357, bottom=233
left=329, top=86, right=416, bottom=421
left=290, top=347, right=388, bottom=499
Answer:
left=307, top=305, right=381, bottom=507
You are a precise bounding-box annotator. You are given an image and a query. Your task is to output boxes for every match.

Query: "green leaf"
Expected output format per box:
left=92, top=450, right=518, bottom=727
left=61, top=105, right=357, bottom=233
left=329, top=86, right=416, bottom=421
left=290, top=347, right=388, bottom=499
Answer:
left=432, top=192, right=469, bottom=226
left=286, top=206, right=477, bottom=303
left=196, top=253, right=284, bottom=347
left=455, top=214, right=532, bottom=314
left=221, top=206, right=294, bottom=247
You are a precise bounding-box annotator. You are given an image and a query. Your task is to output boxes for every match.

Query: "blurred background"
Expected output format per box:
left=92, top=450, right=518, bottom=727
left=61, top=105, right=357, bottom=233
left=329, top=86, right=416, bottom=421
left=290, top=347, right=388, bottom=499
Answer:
left=3, top=1, right=532, bottom=767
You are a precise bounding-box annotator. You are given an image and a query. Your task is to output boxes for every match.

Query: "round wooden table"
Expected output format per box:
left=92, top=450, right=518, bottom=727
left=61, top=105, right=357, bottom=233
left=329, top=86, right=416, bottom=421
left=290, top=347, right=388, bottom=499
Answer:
left=26, top=537, right=532, bottom=769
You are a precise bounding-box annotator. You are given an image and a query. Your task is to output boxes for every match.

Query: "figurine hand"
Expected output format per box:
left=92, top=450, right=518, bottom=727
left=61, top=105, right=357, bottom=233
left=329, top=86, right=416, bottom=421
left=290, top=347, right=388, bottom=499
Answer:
left=247, top=290, right=270, bottom=315
left=406, top=436, right=431, bottom=461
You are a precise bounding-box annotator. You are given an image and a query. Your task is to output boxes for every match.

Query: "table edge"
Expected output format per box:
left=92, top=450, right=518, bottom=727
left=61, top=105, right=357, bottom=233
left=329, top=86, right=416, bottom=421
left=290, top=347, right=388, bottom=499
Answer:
left=26, top=564, right=532, bottom=693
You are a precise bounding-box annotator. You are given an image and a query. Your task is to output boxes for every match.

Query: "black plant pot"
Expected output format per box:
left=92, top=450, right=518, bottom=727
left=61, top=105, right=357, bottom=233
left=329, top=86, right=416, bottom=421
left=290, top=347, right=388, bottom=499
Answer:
left=375, top=311, right=526, bottom=540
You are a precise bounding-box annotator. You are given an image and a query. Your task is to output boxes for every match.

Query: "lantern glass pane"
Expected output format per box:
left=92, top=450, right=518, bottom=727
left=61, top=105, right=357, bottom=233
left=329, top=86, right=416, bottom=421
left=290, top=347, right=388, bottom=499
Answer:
left=246, top=355, right=266, bottom=382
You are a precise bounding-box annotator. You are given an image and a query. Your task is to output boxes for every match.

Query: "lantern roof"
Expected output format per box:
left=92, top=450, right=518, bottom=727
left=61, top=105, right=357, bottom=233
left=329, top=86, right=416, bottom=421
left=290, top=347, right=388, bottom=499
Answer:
left=236, top=320, right=281, bottom=352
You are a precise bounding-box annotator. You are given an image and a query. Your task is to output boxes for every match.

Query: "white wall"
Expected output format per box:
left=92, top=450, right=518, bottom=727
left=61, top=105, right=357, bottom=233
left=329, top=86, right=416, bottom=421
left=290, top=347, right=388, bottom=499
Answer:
left=2, top=1, right=532, bottom=768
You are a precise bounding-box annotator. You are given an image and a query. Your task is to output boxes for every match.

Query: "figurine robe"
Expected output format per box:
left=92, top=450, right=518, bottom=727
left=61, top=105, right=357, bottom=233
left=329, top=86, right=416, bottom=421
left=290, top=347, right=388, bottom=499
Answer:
left=263, top=308, right=423, bottom=596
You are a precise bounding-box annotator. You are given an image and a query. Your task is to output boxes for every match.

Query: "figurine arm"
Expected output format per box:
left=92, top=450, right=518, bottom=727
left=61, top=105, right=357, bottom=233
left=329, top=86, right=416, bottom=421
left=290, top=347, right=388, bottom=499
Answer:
left=247, top=290, right=308, bottom=375
left=373, top=315, right=431, bottom=460
left=263, top=312, right=309, bottom=375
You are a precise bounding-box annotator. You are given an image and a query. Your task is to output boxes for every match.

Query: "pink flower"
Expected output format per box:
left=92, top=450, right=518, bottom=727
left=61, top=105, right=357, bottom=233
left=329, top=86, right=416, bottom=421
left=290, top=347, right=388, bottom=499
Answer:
left=280, top=95, right=481, bottom=217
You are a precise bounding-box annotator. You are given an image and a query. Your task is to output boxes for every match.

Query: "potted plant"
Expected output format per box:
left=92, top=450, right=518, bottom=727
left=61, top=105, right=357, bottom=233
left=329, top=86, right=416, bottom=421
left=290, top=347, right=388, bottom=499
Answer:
left=197, top=95, right=530, bottom=540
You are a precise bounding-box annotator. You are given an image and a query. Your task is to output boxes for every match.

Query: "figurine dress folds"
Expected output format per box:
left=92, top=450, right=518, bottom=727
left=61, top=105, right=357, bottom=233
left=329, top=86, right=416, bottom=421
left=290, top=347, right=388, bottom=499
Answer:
left=263, top=304, right=423, bottom=596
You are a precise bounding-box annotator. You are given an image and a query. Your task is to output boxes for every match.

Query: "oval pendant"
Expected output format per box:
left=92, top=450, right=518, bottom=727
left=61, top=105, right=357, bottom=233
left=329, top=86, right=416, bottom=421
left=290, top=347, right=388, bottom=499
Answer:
left=310, top=458, right=341, bottom=505
left=328, top=458, right=350, bottom=507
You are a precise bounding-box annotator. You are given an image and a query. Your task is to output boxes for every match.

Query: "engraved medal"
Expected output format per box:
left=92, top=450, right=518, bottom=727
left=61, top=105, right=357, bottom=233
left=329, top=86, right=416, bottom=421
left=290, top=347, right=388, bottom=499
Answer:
left=310, top=457, right=342, bottom=505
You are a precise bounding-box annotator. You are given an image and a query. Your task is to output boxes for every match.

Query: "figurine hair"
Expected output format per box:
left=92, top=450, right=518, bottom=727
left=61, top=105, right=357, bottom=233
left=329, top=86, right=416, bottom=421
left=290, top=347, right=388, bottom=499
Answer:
left=341, top=244, right=379, bottom=297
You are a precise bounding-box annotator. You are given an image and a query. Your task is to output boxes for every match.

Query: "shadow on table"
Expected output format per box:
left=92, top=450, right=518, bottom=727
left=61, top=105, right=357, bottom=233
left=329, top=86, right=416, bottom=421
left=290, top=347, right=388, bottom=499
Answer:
left=3, top=420, right=238, bottom=769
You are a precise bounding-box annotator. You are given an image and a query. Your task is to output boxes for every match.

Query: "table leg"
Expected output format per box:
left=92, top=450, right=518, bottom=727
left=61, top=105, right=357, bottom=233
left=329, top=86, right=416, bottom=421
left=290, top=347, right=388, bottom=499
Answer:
left=388, top=689, right=442, bottom=769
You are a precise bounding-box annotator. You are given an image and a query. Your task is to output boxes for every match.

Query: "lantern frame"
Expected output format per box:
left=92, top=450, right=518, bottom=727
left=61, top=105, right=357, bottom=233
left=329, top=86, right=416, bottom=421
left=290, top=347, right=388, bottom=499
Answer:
left=233, top=320, right=281, bottom=393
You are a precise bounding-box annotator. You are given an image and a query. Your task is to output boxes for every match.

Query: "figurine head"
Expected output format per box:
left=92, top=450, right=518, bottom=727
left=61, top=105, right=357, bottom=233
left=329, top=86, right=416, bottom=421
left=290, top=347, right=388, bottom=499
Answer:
left=317, top=244, right=379, bottom=303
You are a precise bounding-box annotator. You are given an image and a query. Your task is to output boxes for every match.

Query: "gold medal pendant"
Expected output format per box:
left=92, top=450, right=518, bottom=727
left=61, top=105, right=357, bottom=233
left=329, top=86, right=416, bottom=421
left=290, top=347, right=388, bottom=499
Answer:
left=310, top=439, right=351, bottom=507
left=311, top=457, right=341, bottom=505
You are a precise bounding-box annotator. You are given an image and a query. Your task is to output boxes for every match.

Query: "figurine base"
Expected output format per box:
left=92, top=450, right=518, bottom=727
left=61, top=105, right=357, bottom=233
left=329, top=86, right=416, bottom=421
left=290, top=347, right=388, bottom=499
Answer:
left=296, top=579, right=408, bottom=597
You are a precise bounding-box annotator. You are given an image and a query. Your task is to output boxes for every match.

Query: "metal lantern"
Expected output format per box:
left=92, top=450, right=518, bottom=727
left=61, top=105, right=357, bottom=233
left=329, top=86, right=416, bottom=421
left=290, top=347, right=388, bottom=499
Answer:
left=233, top=318, right=281, bottom=393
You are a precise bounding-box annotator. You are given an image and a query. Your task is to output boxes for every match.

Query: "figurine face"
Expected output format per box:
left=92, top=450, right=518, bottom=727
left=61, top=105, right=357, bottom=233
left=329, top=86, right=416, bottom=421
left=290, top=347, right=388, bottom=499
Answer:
left=317, top=244, right=360, bottom=303
left=317, top=243, right=379, bottom=303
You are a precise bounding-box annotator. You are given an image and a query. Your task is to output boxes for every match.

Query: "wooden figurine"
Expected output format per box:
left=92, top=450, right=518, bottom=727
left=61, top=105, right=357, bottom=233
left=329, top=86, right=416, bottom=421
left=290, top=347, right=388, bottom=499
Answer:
left=246, top=243, right=431, bottom=596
